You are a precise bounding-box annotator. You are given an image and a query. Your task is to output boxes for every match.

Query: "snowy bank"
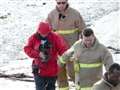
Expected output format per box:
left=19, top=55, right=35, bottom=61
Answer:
left=91, top=10, right=120, bottom=64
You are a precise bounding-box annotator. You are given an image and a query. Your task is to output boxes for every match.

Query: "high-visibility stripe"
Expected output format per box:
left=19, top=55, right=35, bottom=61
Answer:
left=75, top=85, right=91, bottom=90
left=75, top=84, right=81, bottom=90
left=55, top=29, right=79, bottom=35
left=59, top=87, right=69, bottom=90
left=59, top=56, right=66, bottom=64
left=79, top=63, right=102, bottom=68
left=74, top=63, right=80, bottom=73
left=74, top=63, right=102, bottom=73
left=59, top=58, right=102, bottom=72
left=81, top=87, right=91, bottom=90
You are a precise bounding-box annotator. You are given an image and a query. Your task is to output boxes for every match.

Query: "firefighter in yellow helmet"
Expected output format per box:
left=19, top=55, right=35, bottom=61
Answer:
left=59, top=28, right=113, bottom=90
left=46, top=0, right=86, bottom=90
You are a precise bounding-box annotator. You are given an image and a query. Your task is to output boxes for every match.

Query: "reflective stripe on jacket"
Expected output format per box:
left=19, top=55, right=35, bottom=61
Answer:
left=55, top=28, right=80, bottom=45
left=74, top=62, right=102, bottom=73
left=76, top=84, right=91, bottom=90
left=55, top=29, right=79, bottom=35
left=59, top=87, right=69, bottom=90
left=60, top=39, right=113, bottom=88
left=47, top=6, right=86, bottom=46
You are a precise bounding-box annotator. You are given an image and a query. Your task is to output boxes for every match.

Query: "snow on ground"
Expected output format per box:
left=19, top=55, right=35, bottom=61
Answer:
left=91, top=10, right=120, bottom=64
left=0, top=78, right=35, bottom=90
left=0, top=59, right=75, bottom=90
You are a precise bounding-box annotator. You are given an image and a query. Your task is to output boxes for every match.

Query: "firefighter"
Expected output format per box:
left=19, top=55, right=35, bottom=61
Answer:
left=47, top=0, right=86, bottom=89
left=59, top=28, right=113, bottom=90
left=92, top=63, right=120, bottom=90
left=24, top=22, right=68, bottom=90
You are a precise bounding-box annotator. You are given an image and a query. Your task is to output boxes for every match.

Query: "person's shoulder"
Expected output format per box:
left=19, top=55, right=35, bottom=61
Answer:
left=50, top=31, right=59, bottom=36
left=69, top=7, right=80, bottom=14
left=94, top=79, right=103, bottom=85
left=98, top=43, right=108, bottom=50
left=96, top=39, right=107, bottom=49
left=72, top=39, right=82, bottom=48
left=49, top=32, right=62, bottom=39
left=74, top=39, right=81, bottom=44
left=48, top=8, right=57, bottom=15
left=92, top=79, right=105, bottom=90
left=27, top=33, right=37, bottom=41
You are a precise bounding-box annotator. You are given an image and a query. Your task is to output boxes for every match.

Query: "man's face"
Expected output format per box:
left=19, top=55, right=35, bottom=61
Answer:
left=82, top=35, right=95, bottom=48
left=108, top=69, right=120, bottom=86
left=56, top=0, right=68, bottom=11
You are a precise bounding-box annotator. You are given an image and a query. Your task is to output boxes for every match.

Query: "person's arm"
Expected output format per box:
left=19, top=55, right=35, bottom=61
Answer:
left=101, top=46, right=113, bottom=71
left=46, top=14, right=51, bottom=25
left=55, top=33, right=68, bottom=55
left=75, top=12, right=86, bottom=33
left=92, top=79, right=105, bottom=90
left=46, top=12, right=53, bottom=27
left=59, top=46, right=74, bottom=65
left=24, top=35, right=40, bottom=58
left=92, top=84, right=101, bottom=90
left=53, top=33, right=74, bottom=65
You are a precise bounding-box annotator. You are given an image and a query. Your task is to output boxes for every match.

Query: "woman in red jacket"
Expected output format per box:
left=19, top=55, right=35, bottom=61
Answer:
left=24, top=22, right=68, bottom=90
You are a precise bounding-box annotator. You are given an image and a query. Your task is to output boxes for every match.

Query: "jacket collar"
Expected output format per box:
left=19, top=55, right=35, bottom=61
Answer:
left=103, top=73, right=114, bottom=88
left=103, top=79, right=114, bottom=88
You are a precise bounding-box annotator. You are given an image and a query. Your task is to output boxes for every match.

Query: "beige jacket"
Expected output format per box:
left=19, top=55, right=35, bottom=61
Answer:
left=60, top=39, right=113, bottom=88
left=47, top=5, right=86, bottom=46
left=92, top=79, right=120, bottom=90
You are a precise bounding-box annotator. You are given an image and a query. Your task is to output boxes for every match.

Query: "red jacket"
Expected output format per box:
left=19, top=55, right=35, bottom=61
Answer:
left=24, top=31, right=68, bottom=77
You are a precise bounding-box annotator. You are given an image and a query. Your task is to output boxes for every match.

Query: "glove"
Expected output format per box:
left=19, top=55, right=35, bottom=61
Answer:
left=32, top=64, right=39, bottom=75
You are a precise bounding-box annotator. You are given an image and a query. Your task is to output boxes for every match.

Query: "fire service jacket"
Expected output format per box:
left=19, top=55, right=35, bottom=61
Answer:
left=47, top=6, right=86, bottom=46
left=59, top=39, right=113, bottom=89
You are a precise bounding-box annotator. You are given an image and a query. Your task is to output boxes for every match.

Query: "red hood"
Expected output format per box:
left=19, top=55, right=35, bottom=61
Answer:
left=37, top=22, right=52, bottom=35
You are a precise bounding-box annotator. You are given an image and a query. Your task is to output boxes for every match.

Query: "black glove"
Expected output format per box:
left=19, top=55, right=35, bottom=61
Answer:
left=32, top=65, right=39, bottom=75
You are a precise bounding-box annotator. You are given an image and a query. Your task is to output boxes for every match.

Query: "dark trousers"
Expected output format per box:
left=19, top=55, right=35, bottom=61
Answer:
left=34, top=75, right=57, bottom=90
